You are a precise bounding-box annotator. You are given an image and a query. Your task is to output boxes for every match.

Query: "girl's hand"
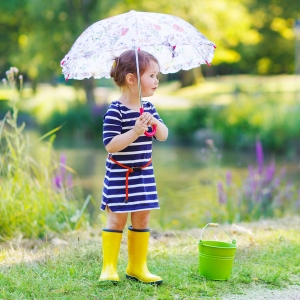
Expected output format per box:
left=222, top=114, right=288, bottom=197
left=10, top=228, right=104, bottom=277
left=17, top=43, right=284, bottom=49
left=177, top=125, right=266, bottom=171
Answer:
left=133, top=116, right=148, bottom=136
left=139, top=112, right=157, bottom=127
left=133, top=113, right=157, bottom=136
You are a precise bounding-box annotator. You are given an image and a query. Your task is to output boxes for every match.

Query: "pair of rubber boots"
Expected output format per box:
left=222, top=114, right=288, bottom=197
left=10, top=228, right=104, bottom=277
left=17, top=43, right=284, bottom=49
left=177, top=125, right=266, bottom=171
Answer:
left=99, top=226, right=162, bottom=285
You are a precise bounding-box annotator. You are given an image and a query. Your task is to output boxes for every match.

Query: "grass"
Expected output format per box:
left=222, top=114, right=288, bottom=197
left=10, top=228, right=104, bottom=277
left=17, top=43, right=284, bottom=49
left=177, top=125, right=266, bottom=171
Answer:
left=0, top=68, right=89, bottom=239
left=171, top=74, right=300, bottom=105
left=1, top=217, right=299, bottom=299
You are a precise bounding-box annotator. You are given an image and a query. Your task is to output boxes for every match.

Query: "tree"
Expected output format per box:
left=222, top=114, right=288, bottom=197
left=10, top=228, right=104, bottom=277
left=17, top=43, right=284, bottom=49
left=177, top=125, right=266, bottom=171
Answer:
left=3, top=0, right=121, bottom=102
left=0, top=1, right=28, bottom=72
left=238, top=0, right=300, bottom=74
left=109, top=0, right=260, bottom=84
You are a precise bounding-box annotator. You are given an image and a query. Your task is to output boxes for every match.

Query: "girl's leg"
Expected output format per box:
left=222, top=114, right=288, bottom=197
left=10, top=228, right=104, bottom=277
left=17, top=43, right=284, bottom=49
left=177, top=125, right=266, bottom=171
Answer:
left=99, top=207, right=128, bottom=282
left=131, top=210, right=150, bottom=229
left=106, top=206, right=128, bottom=230
left=126, top=210, right=162, bottom=284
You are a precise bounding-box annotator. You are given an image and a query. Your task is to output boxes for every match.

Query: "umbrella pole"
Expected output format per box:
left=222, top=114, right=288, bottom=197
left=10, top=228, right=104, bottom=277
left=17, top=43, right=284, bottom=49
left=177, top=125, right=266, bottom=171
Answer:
left=134, top=47, right=143, bottom=111
left=134, top=47, right=157, bottom=137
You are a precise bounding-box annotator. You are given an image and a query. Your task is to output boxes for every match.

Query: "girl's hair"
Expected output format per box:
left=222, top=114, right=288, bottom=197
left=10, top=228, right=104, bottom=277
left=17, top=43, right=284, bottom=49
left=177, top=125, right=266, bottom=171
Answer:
left=110, top=50, right=159, bottom=87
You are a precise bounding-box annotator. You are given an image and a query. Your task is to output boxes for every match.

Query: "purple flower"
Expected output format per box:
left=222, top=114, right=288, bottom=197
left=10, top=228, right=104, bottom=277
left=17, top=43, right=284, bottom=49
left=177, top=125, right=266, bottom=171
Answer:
left=60, top=153, right=67, bottom=178
left=256, top=140, right=264, bottom=174
left=226, top=171, right=232, bottom=186
left=218, top=182, right=227, bottom=204
left=66, top=174, right=73, bottom=188
left=265, top=161, right=276, bottom=183
left=52, top=153, right=73, bottom=191
left=91, top=104, right=107, bottom=119
left=53, top=174, right=63, bottom=189
left=248, top=165, right=257, bottom=194
left=248, top=165, right=255, bottom=179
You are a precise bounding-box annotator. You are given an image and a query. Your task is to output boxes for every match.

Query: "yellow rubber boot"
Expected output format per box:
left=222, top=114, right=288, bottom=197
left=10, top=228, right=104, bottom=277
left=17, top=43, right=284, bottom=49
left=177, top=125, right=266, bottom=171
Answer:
left=126, top=226, right=162, bottom=285
left=99, top=229, right=123, bottom=282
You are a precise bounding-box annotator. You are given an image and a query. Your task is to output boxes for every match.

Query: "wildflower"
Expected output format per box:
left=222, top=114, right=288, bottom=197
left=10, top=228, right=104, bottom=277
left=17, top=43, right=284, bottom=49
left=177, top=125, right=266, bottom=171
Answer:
left=11, top=67, right=19, bottom=74
left=265, top=161, right=276, bottom=183
left=256, top=140, right=264, bottom=174
left=217, top=182, right=227, bottom=204
left=60, top=153, right=67, bottom=178
left=53, top=174, right=63, bottom=189
left=53, top=153, right=73, bottom=191
left=19, top=75, right=23, bottom=89
left=66, top=174, right=73, bottom=188
left=226, top=171, right=232, bottom=186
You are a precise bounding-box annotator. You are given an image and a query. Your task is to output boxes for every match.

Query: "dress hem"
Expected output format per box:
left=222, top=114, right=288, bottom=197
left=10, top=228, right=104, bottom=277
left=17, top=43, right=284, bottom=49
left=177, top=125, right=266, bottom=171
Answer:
left=100, top=206, right=160, bottom=213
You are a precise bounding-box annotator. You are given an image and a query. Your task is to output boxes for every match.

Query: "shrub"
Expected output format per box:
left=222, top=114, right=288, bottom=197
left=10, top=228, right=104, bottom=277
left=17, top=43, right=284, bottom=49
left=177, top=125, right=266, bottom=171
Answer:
left=172, top=105, right=209, bottom=143
left=211, top=97, right=300, bottom=152
left=39, top=102, right=108, bottom=142
left=0, top=68, right=89, bottom=239
left=216, top=140, right=300, bottom=223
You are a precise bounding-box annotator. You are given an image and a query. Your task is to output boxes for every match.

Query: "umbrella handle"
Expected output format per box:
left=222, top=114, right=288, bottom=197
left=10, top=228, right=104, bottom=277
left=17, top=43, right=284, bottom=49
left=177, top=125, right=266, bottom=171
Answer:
left=140, top=108, right=157, bottom=137
left=144, top=124, right=157, bottom=137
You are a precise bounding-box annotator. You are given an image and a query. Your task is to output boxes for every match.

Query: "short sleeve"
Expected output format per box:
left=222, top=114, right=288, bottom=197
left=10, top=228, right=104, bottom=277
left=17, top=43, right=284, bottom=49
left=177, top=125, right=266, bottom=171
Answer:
left=152, top=106, right=163, bottom=123
left=143, top=101, right=165, bottom=141
left=144, top=101, right=163, bottom=123
left=103, top=104, right=122, bottom=147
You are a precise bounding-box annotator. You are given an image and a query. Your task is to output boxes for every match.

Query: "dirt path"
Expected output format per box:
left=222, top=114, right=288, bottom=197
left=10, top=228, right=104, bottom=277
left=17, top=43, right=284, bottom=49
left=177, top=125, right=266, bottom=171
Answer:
left=225, top=284, right=300, bottom=300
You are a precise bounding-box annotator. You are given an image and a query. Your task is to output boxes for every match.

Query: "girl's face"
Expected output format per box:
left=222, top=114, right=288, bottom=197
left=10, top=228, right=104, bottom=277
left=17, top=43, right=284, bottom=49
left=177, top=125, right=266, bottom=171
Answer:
left=140, top=60, right=160, bottom=97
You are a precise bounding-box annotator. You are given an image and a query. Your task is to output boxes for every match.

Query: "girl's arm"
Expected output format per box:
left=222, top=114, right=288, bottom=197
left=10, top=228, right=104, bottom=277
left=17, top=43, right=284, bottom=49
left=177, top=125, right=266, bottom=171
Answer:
left=105, top=117, right=148, bottom=153
left=151, top=118, right=168, bottom=141
left=140, top=112, right=168, bottom=142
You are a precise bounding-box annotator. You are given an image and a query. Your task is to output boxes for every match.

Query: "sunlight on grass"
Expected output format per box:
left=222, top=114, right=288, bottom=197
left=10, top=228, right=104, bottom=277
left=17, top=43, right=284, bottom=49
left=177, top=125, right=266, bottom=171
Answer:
left=1, top=217, right=299, bottom=299
left=1, top=74, right=299, bottom=118
left=22, top=84, right=86, bottom=122
left=173, top=74, right=300, bottom=104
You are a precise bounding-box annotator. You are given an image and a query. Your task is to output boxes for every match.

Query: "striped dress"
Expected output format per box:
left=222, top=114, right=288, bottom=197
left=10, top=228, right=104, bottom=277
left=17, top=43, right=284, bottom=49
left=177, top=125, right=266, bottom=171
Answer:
left=101, top=100, right=163, bottom=213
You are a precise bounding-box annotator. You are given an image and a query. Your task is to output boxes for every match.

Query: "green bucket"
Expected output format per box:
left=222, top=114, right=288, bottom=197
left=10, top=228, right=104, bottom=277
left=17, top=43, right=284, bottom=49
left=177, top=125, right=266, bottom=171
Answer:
left=199, top=223, right=237, bottom=280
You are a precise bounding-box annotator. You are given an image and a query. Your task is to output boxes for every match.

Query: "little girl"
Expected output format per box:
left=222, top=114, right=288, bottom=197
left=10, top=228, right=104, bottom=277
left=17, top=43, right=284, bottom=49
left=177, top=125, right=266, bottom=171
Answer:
left=99, top=50, right=168, bottom=284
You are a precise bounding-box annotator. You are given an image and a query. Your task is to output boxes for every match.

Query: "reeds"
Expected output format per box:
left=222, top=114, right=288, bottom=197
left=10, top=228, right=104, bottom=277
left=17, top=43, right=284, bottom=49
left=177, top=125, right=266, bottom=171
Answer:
left=0, top=68, right=89, bottom=240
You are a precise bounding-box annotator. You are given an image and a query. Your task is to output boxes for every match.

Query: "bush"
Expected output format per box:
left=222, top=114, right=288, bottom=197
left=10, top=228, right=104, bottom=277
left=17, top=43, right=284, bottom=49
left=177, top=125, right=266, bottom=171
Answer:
left=39, top=102, right=108, bottom=142
left=158, top=105, right=209, bottom=144
left=211, top=97, right=300, bottom=152
left=0, top=68, right=89, bottom=239
left=215, top=140, right=300, bottom=223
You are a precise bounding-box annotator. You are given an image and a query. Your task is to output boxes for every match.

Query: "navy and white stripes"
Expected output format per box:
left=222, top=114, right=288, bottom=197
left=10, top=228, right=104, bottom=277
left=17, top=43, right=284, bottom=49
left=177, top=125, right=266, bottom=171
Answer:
left=101, top=100, right=163, bottom=213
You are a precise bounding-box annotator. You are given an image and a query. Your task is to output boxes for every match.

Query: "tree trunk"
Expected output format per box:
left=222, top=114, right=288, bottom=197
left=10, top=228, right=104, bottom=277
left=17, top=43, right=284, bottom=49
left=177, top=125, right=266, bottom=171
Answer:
left=82, top=78, right=95, bottom=105
left=179, top=67, right=204, bottom=87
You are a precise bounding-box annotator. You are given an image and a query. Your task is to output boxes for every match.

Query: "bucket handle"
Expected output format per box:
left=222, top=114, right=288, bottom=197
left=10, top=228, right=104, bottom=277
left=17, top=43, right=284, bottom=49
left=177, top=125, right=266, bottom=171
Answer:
left=200, top=223, right=236, bottom=245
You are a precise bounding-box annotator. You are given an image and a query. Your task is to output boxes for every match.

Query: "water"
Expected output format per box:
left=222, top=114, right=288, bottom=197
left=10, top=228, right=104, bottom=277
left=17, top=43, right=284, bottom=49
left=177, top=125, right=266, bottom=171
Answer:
left=55, top=142, right=300, bottom=230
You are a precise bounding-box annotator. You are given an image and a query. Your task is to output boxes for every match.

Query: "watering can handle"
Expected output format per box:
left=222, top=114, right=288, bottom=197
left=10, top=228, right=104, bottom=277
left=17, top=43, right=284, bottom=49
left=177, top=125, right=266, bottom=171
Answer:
left=200, top=223, right=236, bottom=245
left=140, top=107, right=157, bottom=137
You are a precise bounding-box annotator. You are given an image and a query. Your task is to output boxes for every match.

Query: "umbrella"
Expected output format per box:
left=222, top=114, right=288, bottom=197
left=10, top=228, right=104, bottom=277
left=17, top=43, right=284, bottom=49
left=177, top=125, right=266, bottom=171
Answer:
left=61, top=10, right=216, bottom=136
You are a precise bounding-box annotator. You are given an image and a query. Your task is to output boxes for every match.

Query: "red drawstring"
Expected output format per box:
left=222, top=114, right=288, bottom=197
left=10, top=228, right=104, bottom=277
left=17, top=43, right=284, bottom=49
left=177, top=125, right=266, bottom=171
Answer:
left=108, top=156, right=152, bottom=203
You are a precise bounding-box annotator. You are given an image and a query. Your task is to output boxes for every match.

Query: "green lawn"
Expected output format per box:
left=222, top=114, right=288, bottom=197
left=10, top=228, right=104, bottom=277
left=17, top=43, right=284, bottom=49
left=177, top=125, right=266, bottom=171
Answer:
left=1, top=217, right=299, bottom=299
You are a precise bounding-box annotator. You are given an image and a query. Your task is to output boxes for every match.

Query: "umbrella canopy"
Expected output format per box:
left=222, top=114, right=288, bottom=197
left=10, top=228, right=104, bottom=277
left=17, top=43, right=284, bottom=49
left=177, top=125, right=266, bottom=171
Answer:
left=61, top=10, right=216, bottom=80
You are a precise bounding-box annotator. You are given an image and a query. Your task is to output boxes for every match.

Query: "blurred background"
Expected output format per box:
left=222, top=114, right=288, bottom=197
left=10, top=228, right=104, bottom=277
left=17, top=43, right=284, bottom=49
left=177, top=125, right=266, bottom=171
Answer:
left=1, top=0, right=300, bottom=234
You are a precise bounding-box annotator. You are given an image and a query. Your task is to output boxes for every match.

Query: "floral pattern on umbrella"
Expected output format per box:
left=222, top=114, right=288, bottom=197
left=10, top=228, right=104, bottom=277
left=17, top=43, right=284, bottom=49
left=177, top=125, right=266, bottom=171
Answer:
left=61, top=10, right=216, bottom=80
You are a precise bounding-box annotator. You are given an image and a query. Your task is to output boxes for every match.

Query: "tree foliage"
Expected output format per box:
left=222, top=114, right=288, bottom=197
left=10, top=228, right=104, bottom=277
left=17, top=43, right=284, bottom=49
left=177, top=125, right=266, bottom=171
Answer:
left=239, top=0, right=300, bottom=74
left=1, top=0, right=300, bottom=86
